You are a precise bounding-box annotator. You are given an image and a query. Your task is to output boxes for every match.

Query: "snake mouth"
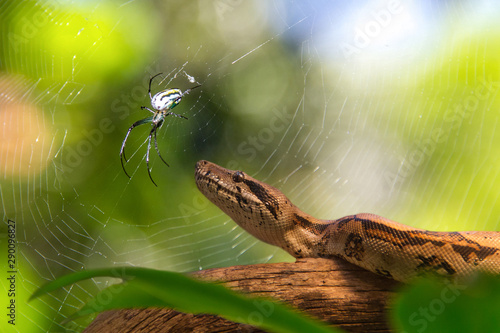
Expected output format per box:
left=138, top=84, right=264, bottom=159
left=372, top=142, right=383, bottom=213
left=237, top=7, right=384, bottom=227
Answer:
left=195, top=160, right=242, bottom=199
left=194, top=160, right=208, bottom=182
left=195, top=160, right=212, bottom=178
left=194, top=160, right=225, bottom=190
left=195, top=160, right=261, bottom=220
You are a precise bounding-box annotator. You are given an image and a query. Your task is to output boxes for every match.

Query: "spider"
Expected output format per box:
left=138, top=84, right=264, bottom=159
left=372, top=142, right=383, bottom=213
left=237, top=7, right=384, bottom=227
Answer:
left=120, top=73, right=200, bottom=186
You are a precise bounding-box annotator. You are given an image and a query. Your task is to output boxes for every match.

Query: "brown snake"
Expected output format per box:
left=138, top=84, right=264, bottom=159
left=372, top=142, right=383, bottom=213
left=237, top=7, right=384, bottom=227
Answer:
left=195, top=160, right=500, bottom=283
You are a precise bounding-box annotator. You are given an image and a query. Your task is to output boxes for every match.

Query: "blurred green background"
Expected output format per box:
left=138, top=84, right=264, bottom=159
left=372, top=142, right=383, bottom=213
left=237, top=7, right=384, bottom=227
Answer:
left=1, top=0, right=499, bottom=332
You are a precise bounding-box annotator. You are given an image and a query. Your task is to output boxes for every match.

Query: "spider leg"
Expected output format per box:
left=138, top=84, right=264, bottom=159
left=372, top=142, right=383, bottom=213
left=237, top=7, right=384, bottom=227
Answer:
left=183, top=85, right=201, bottom=96
left=152, top=126, right=169, bottom=167
left=141, top=106, right=156, bottom=114
left=148, top=73, right=163, bottom=100
left=145, top=128, right=158, bottom=187
left=166, top=111, right=188, bottom=120
left=120, top=116, right=153, bottom=179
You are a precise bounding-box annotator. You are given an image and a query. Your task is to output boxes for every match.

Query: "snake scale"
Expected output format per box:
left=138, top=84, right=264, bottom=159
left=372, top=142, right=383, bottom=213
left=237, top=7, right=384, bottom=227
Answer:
left=195, top=160, right=500, bottom=283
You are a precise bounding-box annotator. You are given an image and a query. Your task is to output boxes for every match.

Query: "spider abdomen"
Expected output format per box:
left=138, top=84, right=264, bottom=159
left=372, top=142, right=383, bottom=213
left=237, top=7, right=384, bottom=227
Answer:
left=152, top=89, right=183, bottom=111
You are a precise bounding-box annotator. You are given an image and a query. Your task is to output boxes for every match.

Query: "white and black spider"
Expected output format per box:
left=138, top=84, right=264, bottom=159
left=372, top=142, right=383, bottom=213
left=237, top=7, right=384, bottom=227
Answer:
left=120, top=73, right=200, bottom=186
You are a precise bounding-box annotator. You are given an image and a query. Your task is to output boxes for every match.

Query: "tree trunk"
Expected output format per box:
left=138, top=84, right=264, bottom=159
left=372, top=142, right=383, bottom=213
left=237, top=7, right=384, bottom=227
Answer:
left=84, top=257, right=401, bottom=333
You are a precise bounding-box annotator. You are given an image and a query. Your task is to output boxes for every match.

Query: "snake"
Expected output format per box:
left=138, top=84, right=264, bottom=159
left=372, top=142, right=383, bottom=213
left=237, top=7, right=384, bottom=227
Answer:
left=195, top=160, right=500, bottom=283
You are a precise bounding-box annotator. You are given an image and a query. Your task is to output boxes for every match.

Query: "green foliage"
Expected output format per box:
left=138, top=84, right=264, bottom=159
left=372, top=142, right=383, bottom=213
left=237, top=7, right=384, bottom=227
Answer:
left=31, top=268, right=500, bottom=333
left=30, top=267, right=340, bottom=333
left=392, top=275, right=500, bottom=333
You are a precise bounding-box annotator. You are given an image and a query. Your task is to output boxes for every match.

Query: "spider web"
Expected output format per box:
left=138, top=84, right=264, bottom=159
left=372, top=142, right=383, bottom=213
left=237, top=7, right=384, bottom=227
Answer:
left=1, top=0, right=500, bottom=332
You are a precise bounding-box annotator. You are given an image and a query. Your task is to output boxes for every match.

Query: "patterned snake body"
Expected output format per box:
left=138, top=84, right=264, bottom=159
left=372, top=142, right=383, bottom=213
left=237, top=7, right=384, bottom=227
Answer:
left=195, top=160, right=500, bottom=283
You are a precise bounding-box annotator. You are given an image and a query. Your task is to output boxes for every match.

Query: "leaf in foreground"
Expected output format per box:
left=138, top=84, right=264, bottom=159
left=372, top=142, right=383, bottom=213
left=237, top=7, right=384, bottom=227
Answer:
left=391, top=274, right=500, bottom=333
left=30, top=267, right=341, bottom=333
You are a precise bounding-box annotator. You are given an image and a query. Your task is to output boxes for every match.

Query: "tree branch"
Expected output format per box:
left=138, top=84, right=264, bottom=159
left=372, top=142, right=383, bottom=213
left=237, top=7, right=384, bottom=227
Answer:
left=84, top=258, right=400, bottom=333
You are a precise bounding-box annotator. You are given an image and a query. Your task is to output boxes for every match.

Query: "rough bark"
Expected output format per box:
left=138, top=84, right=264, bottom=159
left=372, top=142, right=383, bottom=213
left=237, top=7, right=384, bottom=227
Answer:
left=84, top=257, right=401, bottom=333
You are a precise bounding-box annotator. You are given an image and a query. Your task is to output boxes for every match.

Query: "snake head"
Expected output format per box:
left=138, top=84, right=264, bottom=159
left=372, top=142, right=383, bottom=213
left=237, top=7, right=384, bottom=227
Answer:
left=195, top=160, right=294, bottom=246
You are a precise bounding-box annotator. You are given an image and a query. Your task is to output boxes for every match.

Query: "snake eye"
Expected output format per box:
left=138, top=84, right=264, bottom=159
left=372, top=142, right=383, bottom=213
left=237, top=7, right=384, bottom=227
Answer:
left=233, top=171, right=244, bottom=183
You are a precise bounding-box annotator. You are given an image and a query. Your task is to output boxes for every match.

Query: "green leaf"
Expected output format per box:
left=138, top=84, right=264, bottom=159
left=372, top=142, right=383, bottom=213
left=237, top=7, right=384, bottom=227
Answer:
left=31, top=267, right=341, bottom=333
left=391, top=274, right=500, bottom=333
